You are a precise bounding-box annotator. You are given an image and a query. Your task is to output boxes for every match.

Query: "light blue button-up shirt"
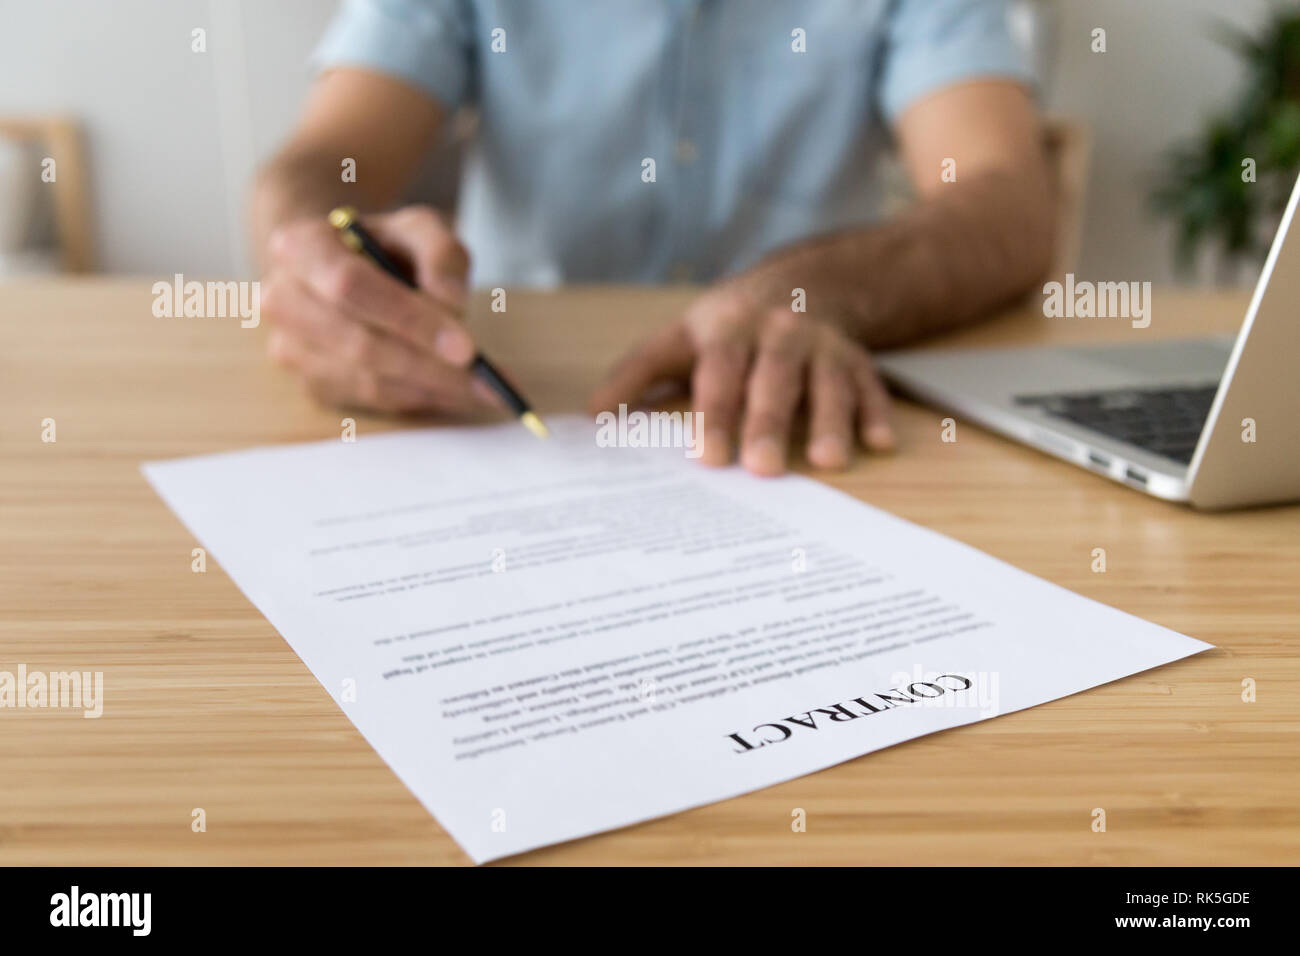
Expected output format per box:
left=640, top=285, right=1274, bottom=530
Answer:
left=313, top=0, right=1031, bottom=287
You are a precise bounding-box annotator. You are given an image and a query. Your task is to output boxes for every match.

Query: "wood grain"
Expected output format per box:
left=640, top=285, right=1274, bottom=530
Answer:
left=0, top=278, right=1296, bottom=865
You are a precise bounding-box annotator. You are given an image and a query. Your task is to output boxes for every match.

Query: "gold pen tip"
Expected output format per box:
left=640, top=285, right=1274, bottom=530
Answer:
left=328, top=206, right=357, bottom=230
left=520, top=411, right=550, bottom=439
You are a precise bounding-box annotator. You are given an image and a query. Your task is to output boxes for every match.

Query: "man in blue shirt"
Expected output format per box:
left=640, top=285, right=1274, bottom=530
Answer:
left=252, top=0, right=1054, bottom=476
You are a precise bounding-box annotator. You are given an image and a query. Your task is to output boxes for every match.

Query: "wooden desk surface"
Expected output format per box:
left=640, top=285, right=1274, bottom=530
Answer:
left=1, top=279, right=1297, bottom=866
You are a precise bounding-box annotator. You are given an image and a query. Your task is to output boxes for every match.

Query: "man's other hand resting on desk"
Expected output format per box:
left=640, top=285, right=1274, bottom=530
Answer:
left=250, top=0, right=1055, bottom=477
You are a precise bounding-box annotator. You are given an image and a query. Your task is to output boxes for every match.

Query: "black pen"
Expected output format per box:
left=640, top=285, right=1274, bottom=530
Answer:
left=328, top=206, right=549, bottom=439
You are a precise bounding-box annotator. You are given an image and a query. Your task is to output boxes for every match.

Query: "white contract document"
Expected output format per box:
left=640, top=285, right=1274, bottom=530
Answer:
left=143, top=417, right=1210, bottom=862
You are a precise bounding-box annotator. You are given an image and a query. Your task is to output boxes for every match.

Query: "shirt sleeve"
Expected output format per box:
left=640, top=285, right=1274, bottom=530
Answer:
left=877, top=0, right=1034, bottom=123
left=311, top=0, right=476, bottom=110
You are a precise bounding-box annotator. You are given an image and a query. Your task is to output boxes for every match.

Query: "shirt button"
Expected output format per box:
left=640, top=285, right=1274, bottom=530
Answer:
left=674, top=138, right=698, bottom=164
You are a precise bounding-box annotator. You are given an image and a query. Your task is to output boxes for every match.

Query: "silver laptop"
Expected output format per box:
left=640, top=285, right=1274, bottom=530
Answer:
left=875, top=174, right=1300, bottom=510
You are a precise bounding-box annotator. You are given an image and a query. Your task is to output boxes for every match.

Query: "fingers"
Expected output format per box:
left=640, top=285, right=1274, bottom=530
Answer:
left=848, top=351, right=897, bottom=453
left=806, top=348, right=857, bottom=470
left=739, top=311, right=812, bottom=476
left=269, top=327, right=437, bottom=413
left=365, top=205, right=470, bottom=309
left=683, top=297, right=893, bottom=473
left=693, top=337, right=752, bottom=466
left=267, top=217, right=475, bottom=366
left=588, top=289, right=895, bottom=474
left=587, top=321, right=694, bottom=416
left=272, top=331, right=485, bottom=415
left=263, top=273, right=489, bottom=415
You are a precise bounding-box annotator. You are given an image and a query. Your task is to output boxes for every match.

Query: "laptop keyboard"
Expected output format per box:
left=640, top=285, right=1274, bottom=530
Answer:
left=1013, top=385, right=1219, bottom=464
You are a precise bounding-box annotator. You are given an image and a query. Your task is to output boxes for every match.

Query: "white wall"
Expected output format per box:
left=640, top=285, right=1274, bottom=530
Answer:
left=0, top=0, right=1274, bottom=283
left=0, top=0, right=331, bottom=278
left=1043, top=0, right=1272, bottom=284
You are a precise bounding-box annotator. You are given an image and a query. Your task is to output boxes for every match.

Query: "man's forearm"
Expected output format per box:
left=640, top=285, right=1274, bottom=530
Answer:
left=248, top=151, right=373, bottom=271
left=737, top=168, right=1056, bottom=350
left=249, top=69, right=450, bottom=271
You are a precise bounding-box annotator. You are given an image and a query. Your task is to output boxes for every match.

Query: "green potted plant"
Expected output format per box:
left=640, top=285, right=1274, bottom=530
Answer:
left=1152, top=9, right=1300, bottom=280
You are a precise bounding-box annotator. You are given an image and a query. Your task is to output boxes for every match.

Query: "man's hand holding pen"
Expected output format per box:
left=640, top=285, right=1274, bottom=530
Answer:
left=262, top=205, right=496, bottom=415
